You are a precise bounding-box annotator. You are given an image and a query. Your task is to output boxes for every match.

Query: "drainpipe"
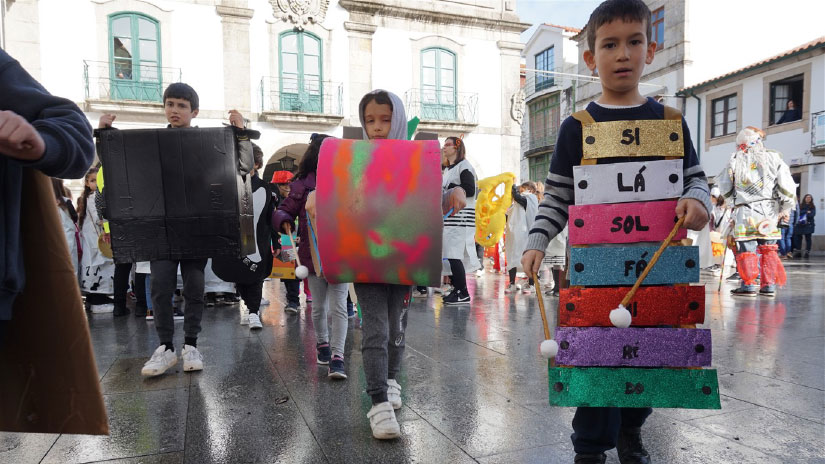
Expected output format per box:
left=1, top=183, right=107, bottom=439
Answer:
left=688, top=89, right=701, bottom=160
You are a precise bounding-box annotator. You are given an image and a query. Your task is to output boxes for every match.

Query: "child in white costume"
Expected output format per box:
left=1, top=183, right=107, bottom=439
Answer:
left=716, top=127, right=796, bottom=297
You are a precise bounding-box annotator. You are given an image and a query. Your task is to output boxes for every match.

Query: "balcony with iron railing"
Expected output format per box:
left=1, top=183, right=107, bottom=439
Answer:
left=404, top=89, right=478, bottom=132
left=259, top=77, right=343, bottom=126
left=83, top=60, right=181, bottom=113
left=522, top=130, right=559, bottom=156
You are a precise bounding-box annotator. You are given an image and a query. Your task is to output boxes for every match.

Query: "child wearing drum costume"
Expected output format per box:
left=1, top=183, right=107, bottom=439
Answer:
left=716, top=126, right=795, bottom=298
left=521, top=1, right=710, bottom=463
left=354, top=89, right=467, bottom=440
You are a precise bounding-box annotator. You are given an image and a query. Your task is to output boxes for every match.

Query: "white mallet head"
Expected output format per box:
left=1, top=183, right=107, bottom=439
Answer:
left=609, top=305, right=632, bottom=328
left=540, top=339, right=559, bottom=359
left=295, top=265, right=309, bottom=280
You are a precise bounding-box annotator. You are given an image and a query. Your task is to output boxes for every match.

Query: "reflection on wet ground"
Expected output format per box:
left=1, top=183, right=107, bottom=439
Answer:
left=2, top=258, right=823, bottom=463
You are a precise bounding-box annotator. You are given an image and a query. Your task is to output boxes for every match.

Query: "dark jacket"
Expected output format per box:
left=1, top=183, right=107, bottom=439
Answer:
left=1, top=49, right=94, bottom=321
left=795, top=203, right=816, bottom=235
left=272, top=172, right=316, bottom=274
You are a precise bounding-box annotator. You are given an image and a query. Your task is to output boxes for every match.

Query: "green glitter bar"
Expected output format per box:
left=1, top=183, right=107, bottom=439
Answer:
left=548, top=366, right=721, bottom=409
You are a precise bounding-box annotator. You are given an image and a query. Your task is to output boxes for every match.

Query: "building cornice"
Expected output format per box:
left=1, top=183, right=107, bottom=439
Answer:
left=343, top=21, right=377, bottom=35
left=338, top=0, right=530, bottom=34
left=215, top=5, right=254, bottom=19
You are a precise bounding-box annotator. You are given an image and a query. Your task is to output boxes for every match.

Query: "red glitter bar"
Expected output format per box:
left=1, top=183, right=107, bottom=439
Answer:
left=559, top=286, right=705, bottom=327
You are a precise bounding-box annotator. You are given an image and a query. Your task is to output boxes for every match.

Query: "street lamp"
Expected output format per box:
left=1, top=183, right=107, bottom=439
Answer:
left=281, top=156, right=295, bottom=171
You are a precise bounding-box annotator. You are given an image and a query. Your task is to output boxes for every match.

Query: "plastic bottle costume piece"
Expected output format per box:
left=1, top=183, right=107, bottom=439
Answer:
left=475, top=173, right=515, bottom=247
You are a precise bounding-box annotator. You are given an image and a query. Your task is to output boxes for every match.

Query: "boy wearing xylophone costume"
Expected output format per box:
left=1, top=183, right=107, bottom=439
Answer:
left=522, top=1, right=712, bottom=463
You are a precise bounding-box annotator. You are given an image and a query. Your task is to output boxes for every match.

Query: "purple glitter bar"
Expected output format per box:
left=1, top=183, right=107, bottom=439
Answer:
left=554, top=327, right=712, bottom=367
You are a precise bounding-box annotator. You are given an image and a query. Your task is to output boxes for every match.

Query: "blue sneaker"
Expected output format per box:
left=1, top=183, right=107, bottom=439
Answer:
left=328, top=355, right=347, bottom=379
left=316, top=343, right=331, bottom=365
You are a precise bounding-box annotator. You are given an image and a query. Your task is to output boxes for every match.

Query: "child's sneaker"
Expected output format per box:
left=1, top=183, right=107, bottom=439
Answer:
left=141, top=345, right=177, bottom=377
left=574, top=453, right=606, bottom=464
left=367, top=402, right=400, bottom=440
left=90, top=303, right=114, bottom=313
left=181, top=344, right=203, bottom=372
left=328, top=355, right=347, bottom=379
left=316, top=342, right=331, bottom=365
left=504, top=284, right=517, bottom=294
left=521, top=284, right=535, bottom=294
left=239, top=301, right=249, bottom=325
left=284, top=302, right=299, bottom=314
left=247, top=312, right=263, bottom=329
left=387, top=379, right=402, bottom=409
left=443, top=289, right=470, bottom=305
left=146, top=309, right=154, bottom=321
left=173, top=309, right=184, bottom=321
left=759, top=287, right=776, bottom=298
left=260, top=297, right=270, bottom=306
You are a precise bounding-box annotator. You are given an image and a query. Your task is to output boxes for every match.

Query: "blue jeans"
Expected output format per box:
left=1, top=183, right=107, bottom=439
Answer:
left=737, top=239, right=777, bottom=292
left=779, top=227, right=794, bottom=255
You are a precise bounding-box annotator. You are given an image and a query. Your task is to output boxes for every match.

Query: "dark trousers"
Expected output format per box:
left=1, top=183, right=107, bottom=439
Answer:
left=475, top=243, right=484, bottom=263
left=283, top=278, right=300, bottom=306
left=508, top=267, right=534, bottom=286
left=150, top=259, right=206, bottom=344
left=134, top=272, right=148, bottom=308
left=571, top=407, right=652, bottom=454
left=794, top=233, right=813, bottom=252
left=237, top=280, right=264, bottom=314
left=113, top=262, right=132, bottom=309
left=448, top=259, right=467, bottom=292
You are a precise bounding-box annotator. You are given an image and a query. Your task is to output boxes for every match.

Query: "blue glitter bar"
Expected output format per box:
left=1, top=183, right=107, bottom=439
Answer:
left=569, top=246, right=700, bottom=286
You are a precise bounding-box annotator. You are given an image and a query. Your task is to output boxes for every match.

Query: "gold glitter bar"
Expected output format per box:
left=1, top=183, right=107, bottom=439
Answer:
left=582, top=119, right=684, bottom=159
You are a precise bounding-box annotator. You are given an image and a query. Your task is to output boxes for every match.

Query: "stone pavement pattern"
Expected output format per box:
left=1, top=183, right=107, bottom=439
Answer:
left=2, top=259, right=823, bottom=463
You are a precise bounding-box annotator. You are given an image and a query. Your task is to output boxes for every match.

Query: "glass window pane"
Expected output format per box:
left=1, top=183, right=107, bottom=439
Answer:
left=140, top=62, right=158, bottom=82
left=422, top=68, right=436, bottom=86
left=281, top=34, right=298, bottom=53
left=304, top=56, right=319, bottom=76
left=727, top=109, right=736, bottom=124
left=440, top=69, right=454, bottom=87
left=282, top=75, right=298, bottom=93
left=113, top=37, right=132, bottom=59
left=714, top=99, right=724, bottom=113
left=113, top=58, right=133, bottom=80
left=303, top=36, right=319, bottom=56
left=282, top=53, right=298, bottom=74
left=440, top=51, right=454, bottom=70
left=729, top=96, right=737, bottom=110
left=422, top=88, right=437, bottom=103
left=112, top=17, right=131, bottom=38
left=422, top=50, right=435, bottom=67
left=713, top=124, right=723, bottom=137
left=139, top=40, right=157, bottom=62
left=727, top=121, right=736, bottom=134
left=138, top=18, right=156, bottom=40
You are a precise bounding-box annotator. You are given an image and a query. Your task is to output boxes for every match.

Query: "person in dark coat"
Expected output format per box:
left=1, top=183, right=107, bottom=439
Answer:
left=794, top=194, right=816, bottom=258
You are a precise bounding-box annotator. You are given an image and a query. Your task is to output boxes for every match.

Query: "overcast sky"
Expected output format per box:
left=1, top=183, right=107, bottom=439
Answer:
left=517, top=0, right=601, bottom=42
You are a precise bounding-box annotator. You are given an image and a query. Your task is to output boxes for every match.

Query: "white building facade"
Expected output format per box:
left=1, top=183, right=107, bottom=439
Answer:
left=2, top=0, right=528, bottom=188
left=679, top=38, right=825, bottom=249
left=518, top=23, right=579, bottom=183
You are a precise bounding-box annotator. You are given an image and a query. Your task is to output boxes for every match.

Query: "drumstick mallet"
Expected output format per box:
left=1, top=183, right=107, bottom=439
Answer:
left=532, top=272, right=558, bottom=359
left=717, top=234, right=730, bottom=293
left=285, top=224, right=309, bottom=280
left=610, top=216, right=686, bottom=328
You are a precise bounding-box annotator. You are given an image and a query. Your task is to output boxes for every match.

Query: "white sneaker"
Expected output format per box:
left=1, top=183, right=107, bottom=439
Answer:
left=248, top=312, right=263, bottom=329
left=367, top=402, right=400, bottom=439
left=181, top=344, right=203, bottom=372
left=239, top=301, right=249, bottom=325
left=90, top=303, right=114, bottom=313
left=260, top=297, right=270, bottom=306
left=504, top=284, right=517, bottom=294
left=387, top=379, right=402, bottom=409
left=141, top=345, right=177, bottom=377
left=440, top=284, right=453, bottom=294
left=475, top=270, right=484, bottom=278
left=522, top=284, right=534, bottom=294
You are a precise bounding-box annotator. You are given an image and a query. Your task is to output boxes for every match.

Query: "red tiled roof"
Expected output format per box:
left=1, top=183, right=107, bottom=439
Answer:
left=544, top=23, right=582, bottom=34
left=680, top=36, right=825, bottom=93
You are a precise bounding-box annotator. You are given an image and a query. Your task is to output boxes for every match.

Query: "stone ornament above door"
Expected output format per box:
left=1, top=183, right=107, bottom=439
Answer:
left=270, top=0, right=329, bottom=29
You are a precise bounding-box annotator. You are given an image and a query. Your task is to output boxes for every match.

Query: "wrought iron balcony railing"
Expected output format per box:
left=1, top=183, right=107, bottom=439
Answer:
left=259, top=77, right=343, bottom=116
left=404, top=89, right=478, bottom=125
left=83, top=60, right=181, bottom=103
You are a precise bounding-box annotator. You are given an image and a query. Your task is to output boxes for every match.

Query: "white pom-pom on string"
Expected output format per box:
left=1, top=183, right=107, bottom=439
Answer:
left=609, top=304, right=632, bottom=328
left=295, top=265, right=309, bottom=280
left=540, top=339, right=559, bottom=359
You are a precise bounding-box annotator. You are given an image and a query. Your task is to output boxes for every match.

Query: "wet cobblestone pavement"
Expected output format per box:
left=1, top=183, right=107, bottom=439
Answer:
left=2, top=258, right=823, bottom=463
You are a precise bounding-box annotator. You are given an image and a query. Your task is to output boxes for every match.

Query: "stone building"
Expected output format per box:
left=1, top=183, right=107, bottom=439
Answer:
left=1, top=0, right=529, bottom=191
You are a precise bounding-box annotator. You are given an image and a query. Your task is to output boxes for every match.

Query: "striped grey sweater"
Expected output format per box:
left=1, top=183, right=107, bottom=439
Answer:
left=526, top=98, right=712, bottom=253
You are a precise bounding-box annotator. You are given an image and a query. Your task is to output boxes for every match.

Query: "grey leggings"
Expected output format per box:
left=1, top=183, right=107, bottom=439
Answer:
left=355, top=283, right=410, bottom=403
left=307, top=275, right=349, bottom=357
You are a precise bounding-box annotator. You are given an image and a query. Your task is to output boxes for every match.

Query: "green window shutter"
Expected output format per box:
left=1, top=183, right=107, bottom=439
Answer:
left=279, top=31, right=323, bottom=113
left=421, top=47, right=456, bottom=121
left=108, top=12, right=161, bottom=102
